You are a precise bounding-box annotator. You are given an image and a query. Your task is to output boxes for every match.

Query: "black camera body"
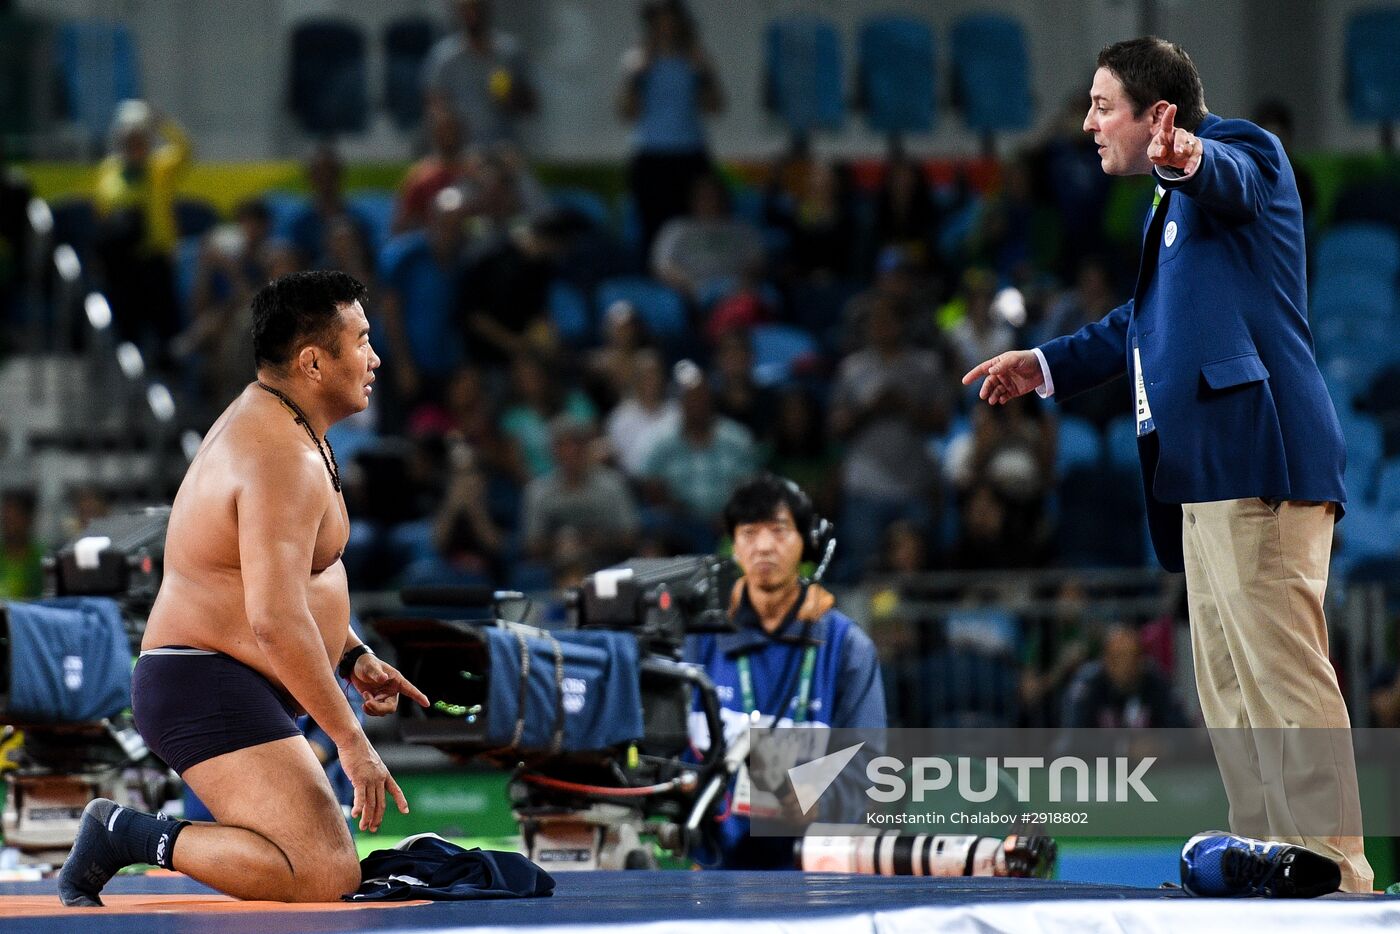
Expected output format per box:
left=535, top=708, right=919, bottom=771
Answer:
left=374, top=556, right=740, bottom=868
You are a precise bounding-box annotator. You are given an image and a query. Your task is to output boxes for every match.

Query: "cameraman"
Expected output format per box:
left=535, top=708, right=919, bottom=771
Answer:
left=686, top=475, right=886, bottom=868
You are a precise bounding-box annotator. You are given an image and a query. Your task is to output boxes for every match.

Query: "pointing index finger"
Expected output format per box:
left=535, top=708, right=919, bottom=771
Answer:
left=1160, top=103, right=1177, bottom=144
left=961, top=357, right=997, bottom=385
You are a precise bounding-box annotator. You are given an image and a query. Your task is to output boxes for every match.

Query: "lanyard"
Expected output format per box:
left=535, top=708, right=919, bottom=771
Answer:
left=737, top=643, right=817, bottom=724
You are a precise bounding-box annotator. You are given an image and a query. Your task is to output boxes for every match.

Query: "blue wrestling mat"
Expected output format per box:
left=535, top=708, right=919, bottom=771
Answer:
left=0, top=870, right=1395, bottom=932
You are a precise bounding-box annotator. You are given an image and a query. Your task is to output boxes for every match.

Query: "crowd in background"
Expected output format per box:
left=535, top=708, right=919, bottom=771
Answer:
left=4, top=0, right=1396, bottom=731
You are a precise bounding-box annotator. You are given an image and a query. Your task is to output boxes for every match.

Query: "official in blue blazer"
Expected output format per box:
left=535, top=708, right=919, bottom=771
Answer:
left=963, top=37, right=1370, bottom=894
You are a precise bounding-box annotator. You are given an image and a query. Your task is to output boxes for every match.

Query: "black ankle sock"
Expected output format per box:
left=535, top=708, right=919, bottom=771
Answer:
left=108, top=802, right=187, bottom=869
left=58, top=798, right=188, bottom=908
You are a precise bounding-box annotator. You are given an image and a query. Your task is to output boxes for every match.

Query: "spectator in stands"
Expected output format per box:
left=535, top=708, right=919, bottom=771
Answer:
left=1036, top=254, right=1129, bottom=428
left=0, top=489, right=43, bottom=599
left=459, top=210, right=572, bottom=365
left=874, top=519, right=930, bottom=575
left=173, top=199, right=272, bottom=412
left=651, top=173, right=765, bottom=301
left=711, top=330, right=776, bottom=439
left=500, top=350, right=597, bottom=479
left=461, top=145, right=550, bottom=243
left=1062, top=624, right=1188, bottom=728
left=945, top=397, right=1055, bottom=567
left=520, top=414, right=639, bottom=568
left=618, top=0, right=725, bottom=254
left=953, top=482, right=1030, bottom=571
left=393, top=106, right=471, bottom=235
left=288, top=146, right=369, bottom=269
left=765, top=385, right=838, bottom=513
left=1019, top=576, right=1100, bottom=725
left=871, top=149, right=936, bottom=273
left=944, top=267, right=1017, bottom=377
left=779, top=160, right=857, bottom=283
left=971, top=155, right=1038, bottom=286
left=93, top=100, right=190, bottom=362
left=642, top=361, right=757, bottom=546
left=407, top=438, right=506, bottom=587
left=829, top=298, right=949, bottom=578
left=378, top=188, right=469, bottom=415
left=1027, top=95, right=1113, bottom=280
left=842, top=245, right=943, bottom=352
left=423, top=0, right=537, bottom=149
left=585, top=300, right=656, bottom=411
left=63, top=485, right=111, bottom=540
left=605, top=348, right=679, bottom=477
left=324, top=214, right=378, bottom=293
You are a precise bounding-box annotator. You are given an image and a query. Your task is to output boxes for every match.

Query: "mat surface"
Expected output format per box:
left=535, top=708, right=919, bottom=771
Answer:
left=0, top=893, right=427, bottom=917
left=0, top=869, right=1393, bottom=934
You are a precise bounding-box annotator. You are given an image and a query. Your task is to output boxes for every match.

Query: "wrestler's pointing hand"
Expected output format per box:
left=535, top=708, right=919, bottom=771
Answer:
left=341, top=736, right=408, bottom=832
left=349, top=652, right=431, bottom=717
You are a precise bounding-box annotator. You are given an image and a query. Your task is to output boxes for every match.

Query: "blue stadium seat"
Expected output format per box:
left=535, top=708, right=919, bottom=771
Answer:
left=347, top=191, right=395, bottom=253
left=750, top=323, right=820, bottom=387
left=550, top=187, right=613, bottom=230
left=1345, top=460, right=1376, bottom=507
left=55, top=20, right=140, bottom=148
left=288, top=19, right=369, bottom=136
left=1322, top=351, right=1390, bottom=407
left=765, top=16, right=845, bottom=132
left=949, top=14, right=1033, bottom=132
left=595, top=276, right=687, bottom=346
left=262, top=191, right=309, bottom=242
left=1342, top=411, right=1384, bottom=473
left=1314, top=223, right=1400, bottom=281
left=857, top=16, right=937, bottom=134
left=1333, top=503, right=1400, bottom=581
left=549, top=281, right=592, bottom=347
left=1346, top=8, right=1400, bottom=122
left=1056, top=415, right=1102, bottom=475
left=383, top=16, right=435, bottom=131
left=1375, top=457, right=1400, bottom=512
left=1310, top=272, right=1397, bottom=323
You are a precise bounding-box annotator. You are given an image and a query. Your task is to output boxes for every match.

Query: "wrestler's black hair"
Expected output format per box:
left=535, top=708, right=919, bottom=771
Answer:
left=724, top=474, right=815, bottom=542
left=251, top=270, right=367, bottom=371
left=1097, top=37, right=1207, bottom=131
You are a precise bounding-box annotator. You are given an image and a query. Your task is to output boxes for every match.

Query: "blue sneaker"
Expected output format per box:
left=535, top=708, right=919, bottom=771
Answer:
left=1180, top=831, right=1341, bottom=898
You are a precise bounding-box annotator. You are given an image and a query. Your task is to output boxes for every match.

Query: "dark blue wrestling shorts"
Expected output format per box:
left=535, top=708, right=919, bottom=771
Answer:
left=132, top=647, right=302, bottom=774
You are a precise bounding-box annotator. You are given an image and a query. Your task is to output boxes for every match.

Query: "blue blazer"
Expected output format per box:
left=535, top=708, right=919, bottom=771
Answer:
left=1039, top=113, right=1345, bottom=572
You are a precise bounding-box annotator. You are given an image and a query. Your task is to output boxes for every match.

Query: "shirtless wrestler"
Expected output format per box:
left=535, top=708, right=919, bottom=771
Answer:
left=59, top=270, right=429, bottom=906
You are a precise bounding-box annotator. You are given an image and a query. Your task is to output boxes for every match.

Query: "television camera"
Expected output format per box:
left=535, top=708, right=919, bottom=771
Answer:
left=373, top=555, right=746, bottom=871
left=0, top=507, right=175, bottom=866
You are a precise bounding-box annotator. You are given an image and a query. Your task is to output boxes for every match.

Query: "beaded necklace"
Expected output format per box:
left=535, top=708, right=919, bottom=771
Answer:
left=256, top=382, right=342, bottom=492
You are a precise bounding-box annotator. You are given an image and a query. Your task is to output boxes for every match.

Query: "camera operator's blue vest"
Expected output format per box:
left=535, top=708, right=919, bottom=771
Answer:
left=684, top=583, right=886, bottom=868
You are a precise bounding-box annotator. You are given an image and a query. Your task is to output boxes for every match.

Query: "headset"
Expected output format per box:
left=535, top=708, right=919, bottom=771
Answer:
left=778, top=476, right=837, bottom=584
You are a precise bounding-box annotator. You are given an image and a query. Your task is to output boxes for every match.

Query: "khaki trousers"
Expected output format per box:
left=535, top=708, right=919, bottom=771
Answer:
left=1182, top=498, right=1373, bottom=893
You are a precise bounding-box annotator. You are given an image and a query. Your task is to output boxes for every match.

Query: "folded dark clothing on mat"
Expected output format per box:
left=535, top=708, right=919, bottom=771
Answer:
left=346, top=833, right=555, bottom=901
